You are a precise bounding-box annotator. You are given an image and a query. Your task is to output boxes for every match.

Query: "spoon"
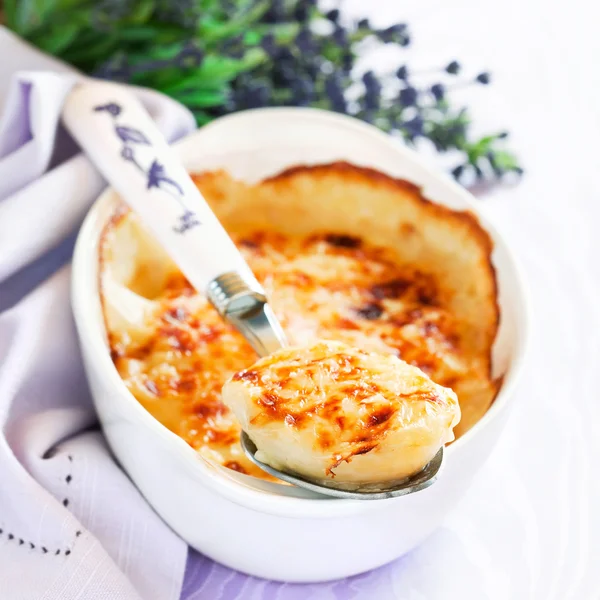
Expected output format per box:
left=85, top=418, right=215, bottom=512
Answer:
left=62, top=80, right=443, bottom=499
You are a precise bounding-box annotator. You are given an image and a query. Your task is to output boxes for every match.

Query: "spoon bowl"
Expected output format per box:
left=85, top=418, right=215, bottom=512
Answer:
left=240, top=431, right=444, bottom=500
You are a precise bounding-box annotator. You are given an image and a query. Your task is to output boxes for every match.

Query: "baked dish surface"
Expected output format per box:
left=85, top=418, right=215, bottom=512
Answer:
left=100, top=162, right=500, bottom=480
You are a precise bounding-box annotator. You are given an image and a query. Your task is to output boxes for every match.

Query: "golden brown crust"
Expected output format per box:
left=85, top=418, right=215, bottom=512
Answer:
left=263, top=161, right=495, bottom=260
left=223, top=341, right=460, bottom=483
left=191, top=162, right=499, bottom=374
left=263, top=162, right=499, bottom=367
left=99, top=203, right=131, bottom=355
left=232, top=345, right=449, bottom=469
left=100, top=161, right=500, bottom=480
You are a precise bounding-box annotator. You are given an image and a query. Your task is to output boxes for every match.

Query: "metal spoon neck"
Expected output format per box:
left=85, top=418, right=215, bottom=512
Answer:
left=207, top=271, right=287, bottom=357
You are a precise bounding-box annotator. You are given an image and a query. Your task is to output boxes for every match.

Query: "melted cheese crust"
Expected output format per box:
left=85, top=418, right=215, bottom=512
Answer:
left=223, top=341, right=460, bottom=485
left=106, top=224, right=495, bottom=480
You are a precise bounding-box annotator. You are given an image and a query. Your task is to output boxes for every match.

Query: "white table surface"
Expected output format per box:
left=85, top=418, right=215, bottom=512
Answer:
left=330, top=1, right=599, bottom=598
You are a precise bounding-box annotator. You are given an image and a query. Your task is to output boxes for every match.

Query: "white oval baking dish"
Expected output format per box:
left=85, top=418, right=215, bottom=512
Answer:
left=71, top=107, right=529, bottom=583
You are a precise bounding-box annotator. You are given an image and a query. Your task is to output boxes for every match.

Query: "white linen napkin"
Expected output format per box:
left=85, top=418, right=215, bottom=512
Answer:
left=0, top=27, right=195, bottom=600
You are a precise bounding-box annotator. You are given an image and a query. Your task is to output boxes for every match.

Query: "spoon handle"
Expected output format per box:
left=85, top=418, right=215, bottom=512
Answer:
left=62, top=80, right=259, bottom=295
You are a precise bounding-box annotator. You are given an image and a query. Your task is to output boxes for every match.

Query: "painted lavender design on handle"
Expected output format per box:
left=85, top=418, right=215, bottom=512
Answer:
left=94, top=102, right=200, bottom=234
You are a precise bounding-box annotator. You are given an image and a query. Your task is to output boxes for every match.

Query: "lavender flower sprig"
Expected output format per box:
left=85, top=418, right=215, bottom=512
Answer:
left=4, top=0, right=522, bottom=186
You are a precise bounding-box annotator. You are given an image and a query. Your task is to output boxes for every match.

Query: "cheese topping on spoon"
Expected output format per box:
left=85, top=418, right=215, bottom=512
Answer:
left=222, top=340, right=461, bottom=489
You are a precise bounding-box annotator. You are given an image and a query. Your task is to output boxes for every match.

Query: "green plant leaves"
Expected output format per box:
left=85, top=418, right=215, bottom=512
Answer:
left=491, top=150, right=520, bottom=171
left=3, top=0, right=521, bottom=185
left=6, top=0, right=57, bottom=35
left=176, top=88, right=229, bottom=108
left=29, top=21, right=81, bottom=54
left=60, top=32, right=120, bottom=68
left=198, top=0, right=269, bottom=44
